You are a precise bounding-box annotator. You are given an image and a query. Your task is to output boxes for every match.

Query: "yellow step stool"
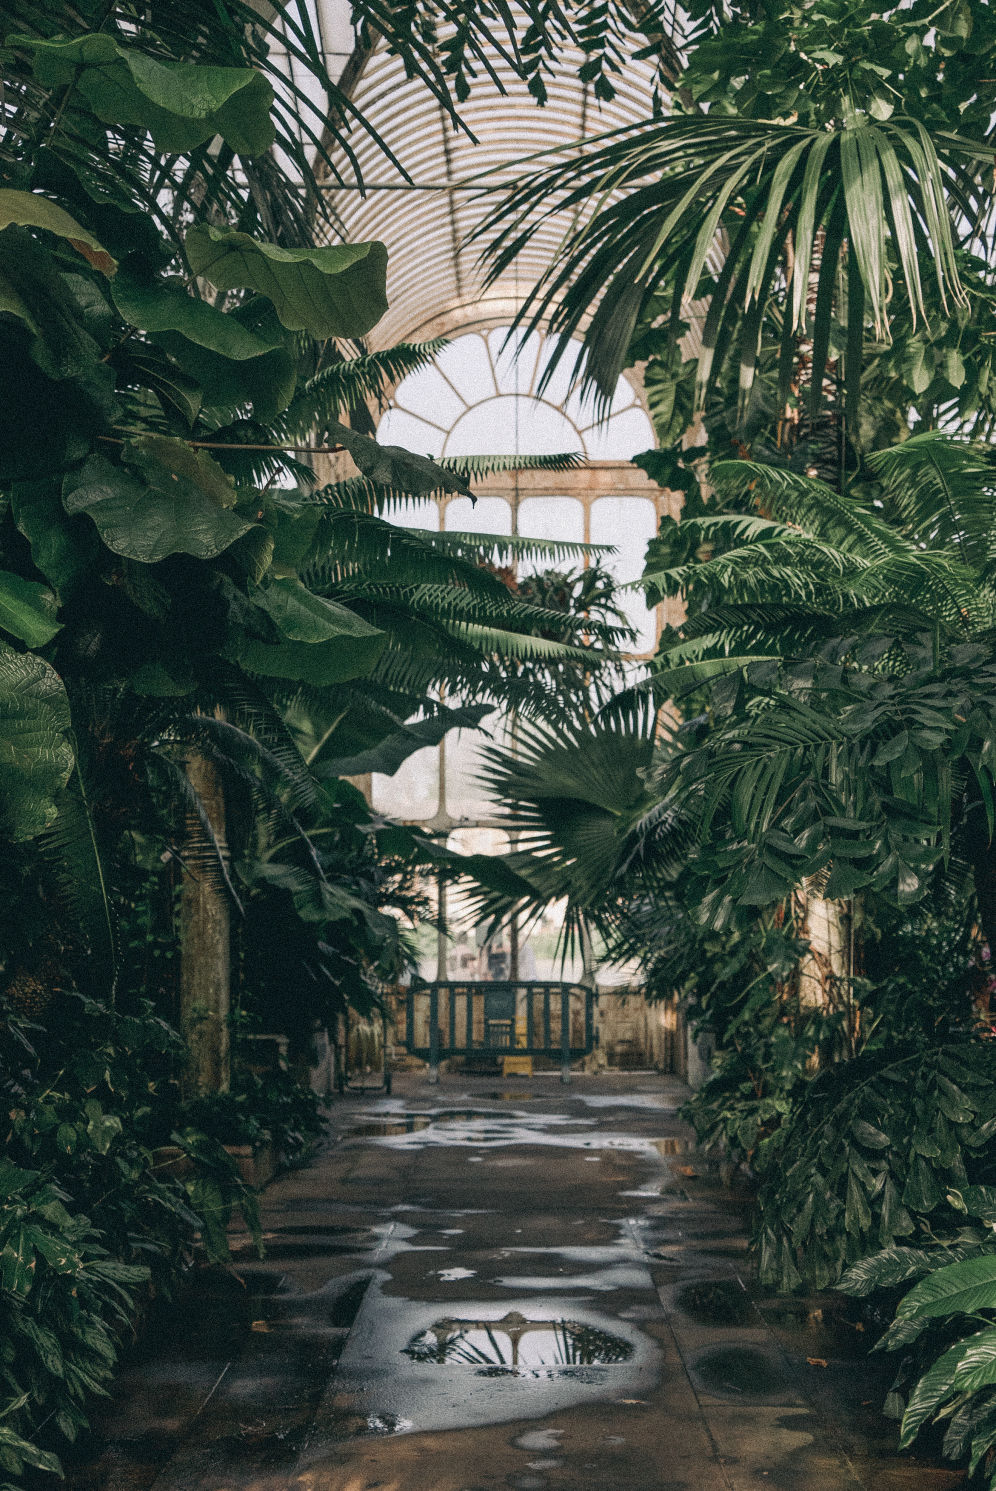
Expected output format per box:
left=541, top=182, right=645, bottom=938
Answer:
left=502, top=1054, right=533, bottom=1077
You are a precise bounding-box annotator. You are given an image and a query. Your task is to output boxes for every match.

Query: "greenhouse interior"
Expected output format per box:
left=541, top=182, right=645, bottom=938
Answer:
left=2, top=1, right=996, bottom=1488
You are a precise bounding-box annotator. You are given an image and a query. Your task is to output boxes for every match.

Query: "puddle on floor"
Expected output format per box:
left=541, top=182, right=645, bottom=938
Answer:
left=675, top=1278, right=755, bottom=1328
left=340, top=1107, right=688, bottom=1156
left=691, top=1344, right=789, bottom=1400
left=402, top=1311, right=635, bottom=1377
left=346, top=1115, right=434, bottom=1137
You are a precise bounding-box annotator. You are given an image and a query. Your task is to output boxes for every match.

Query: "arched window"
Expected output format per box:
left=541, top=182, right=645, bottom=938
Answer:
left=368, top=328, right=671, bottom=981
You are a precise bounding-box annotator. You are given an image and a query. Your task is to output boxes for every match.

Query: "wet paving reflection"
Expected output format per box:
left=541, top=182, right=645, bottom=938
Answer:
left=59, top=1075, right=967, bottom=1491
left=402, top=1311, right=635, bottom=1376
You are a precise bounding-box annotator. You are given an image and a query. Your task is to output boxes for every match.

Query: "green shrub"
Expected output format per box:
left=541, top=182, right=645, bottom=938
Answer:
left=841, top=1236, right=996, bottom=1486
left=0, top=1159, right=148, bottom=1483
left=752, top=1041, right=996, bottom=1291
left=181, top=1067, right=325, bottom=1161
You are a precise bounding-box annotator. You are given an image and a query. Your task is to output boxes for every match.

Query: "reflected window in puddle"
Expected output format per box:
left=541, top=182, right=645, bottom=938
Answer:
left=348, top=1116, right=433, bottom=1137
left=402, top=1311, right=634, bottom=1377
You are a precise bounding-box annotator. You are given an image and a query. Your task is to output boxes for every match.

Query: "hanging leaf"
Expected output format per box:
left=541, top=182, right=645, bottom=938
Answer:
left=0, top=188, right=116, bottom=276
left=0, top=641, right=75, bottom=841
left=16, top=34, right=275, bottom=155
left=185, top=225, right=389, bottom=340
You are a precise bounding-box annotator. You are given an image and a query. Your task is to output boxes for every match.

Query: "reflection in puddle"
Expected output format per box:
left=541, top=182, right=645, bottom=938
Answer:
left=436, top=1266, right=477, bottom=1282
left=366, top=1412, right=413, bottom=1434
left=402, top=1311, right=634, bottom=1378
left=347, top=1116, right=433, bottom=1137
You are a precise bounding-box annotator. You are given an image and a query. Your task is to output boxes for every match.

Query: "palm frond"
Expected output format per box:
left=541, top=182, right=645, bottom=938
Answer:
left=477, top=115, right=987, bottom=414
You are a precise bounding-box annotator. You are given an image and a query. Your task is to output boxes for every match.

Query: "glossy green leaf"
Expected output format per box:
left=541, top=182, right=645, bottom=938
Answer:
left=899, top=1254, right=996, bottom=1321
left=0, top=188, right=116, bottom=276
left=0, top=570, right=60, bottom=647
left=62, top=445, right=254, bottom=563
left=254, top=578, right=369, bottom=646
left=186, top=225, right=389, bottom=340
left=18, top=34, right=275, bottom=154
left=0, top=641, right=75, bottom=841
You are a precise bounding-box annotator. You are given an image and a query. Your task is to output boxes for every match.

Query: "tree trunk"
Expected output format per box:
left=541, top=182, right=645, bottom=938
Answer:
left=179, top=751, right=231, bottom=1097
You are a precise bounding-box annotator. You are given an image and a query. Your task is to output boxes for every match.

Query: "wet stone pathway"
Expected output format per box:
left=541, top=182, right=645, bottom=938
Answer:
left=67, top=1073, right=963, bottom=1491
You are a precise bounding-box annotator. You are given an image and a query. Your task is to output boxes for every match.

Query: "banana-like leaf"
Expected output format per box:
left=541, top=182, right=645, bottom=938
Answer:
left=17, top=33, right=275, bottom=155
left=186, top=225, right=388, bottom=340
left=0, top=188, right=116, bottom=276
left=898, top=1254, right=996, bottom=1322
left=62, top=445, right=254, bottom=563
left=0, top=641, right=75, bottom=841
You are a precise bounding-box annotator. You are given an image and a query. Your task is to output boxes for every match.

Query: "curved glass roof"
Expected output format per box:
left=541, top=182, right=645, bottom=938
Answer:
left=316, top=22, right=663, bottom=347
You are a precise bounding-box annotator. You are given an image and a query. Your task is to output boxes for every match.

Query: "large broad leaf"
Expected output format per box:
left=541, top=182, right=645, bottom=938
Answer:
left=0, top=188, right=115, bottom=276
left=63, top=442, right=255, bottom=562
left=10, top=478, right=97, bottom=596
left=0, top=570, right=60, bottom=647
left=186, top=225, right=389, bottom=340
left=18, top=34, right=275, bottom=155
left=329, top=420, right=472, bottom=497
left=112, top=271, right=296, bottom=417
left=314, top=705, right=492, bottom=779
left=237, top=629, right=386, bottom=687
left=111, top=271, right=279, bottom=360
left=0, top=641, right=75, bottom=841
left=898, top=1253, right=996, bottom=1322
left=257, top=577, right=380, bottom=644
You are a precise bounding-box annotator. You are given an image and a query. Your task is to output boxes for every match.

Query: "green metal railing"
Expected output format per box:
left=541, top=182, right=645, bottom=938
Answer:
left=403, top=981, right=596, bottom=1082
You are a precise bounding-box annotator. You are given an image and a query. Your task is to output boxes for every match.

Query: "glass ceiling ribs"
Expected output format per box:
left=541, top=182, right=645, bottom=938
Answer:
left=311, top=9, right=664, bottom=347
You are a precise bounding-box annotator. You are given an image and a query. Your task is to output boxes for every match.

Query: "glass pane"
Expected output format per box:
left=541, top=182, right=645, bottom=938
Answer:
left=517, top=496, right=584, bottom=574
left=371, top=745, right=439, bottom=819
left=487, top=327, right=542, bottom=396
left=590, top=497, right=659, bottom=652
left=444, top=496, right=512, bottom=534
left=518, top=902, right=583, bottom=982
left=434, top=334, right=497, bottom=406
left=376, top=407, right=446, bottom=456
left=393, top=364, right=468, bottom=427
left=445, top=827, right=511, bottom=981
left=444, top=711, right=504, bottom=818
left=582, top=407, right=655, bottom=460
left=445, top=396, right=579, bottom=457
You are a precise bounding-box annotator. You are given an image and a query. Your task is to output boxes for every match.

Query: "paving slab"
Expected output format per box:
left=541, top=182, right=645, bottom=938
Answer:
left=63, top=1072, right=962, bottom=1491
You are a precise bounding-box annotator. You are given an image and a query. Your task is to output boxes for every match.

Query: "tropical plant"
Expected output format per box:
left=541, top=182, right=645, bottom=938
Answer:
left=751, top=1039, right=996, bottom=1292
left=639, top=435, right=996, bottom=941
left=479, top=0, right=993, bottom=435
left=841, top=1239, right=996, bottom=1487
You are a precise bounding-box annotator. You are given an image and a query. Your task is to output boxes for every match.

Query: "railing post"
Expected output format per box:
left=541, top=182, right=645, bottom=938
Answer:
left=560, top=984, right=571, bottom=1084
left=429, top=983, right=440, bottom=1085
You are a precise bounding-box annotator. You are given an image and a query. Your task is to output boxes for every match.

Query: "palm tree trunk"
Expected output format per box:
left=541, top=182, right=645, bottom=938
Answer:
left=179, top=751, right=231, bottom=1096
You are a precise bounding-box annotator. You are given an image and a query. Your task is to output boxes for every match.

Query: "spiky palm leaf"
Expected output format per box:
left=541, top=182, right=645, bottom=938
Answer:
left=478, top=115, right=987, bottom=416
